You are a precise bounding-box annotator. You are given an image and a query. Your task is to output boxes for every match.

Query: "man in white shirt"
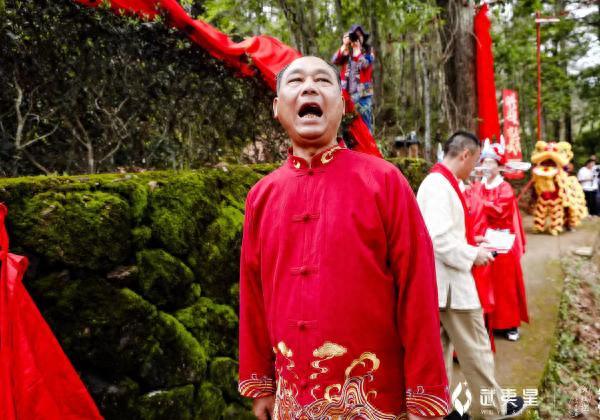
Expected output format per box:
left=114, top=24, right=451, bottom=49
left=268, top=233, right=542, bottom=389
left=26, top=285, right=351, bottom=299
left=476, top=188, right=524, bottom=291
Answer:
left=577, top=159, right=598, bottom=216
left=417, top=131, right=525, bottom=419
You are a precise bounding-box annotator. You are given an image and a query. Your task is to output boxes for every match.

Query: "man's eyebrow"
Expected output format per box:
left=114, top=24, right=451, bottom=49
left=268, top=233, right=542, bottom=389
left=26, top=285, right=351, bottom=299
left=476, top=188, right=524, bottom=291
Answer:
left=284, top=67, right=334, bottom=80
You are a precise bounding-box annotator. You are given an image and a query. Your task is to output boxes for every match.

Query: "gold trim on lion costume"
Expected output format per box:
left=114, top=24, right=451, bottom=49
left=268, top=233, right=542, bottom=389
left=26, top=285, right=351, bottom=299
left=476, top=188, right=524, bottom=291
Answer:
left=530, top=141, right=588, bottom=235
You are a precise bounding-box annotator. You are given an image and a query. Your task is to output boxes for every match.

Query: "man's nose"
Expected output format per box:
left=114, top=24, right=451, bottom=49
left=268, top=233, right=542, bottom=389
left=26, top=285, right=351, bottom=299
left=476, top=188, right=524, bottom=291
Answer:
left=301, top=79, right=318, bottom=95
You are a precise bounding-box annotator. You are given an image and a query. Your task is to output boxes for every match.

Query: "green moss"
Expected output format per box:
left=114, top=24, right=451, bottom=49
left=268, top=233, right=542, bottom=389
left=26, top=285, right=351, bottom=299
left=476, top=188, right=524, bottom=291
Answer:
left=138, top=384, right=195, bottom=420
left=195, top=382, right=226, bottom=420
left=13, top=190, right=132, bottom=270
left=144, top=312, right=207, bottom=387
left=136, top=249, right=196, bottom=309
left=174, top=297, right=238, bottom=358
left=192, top=205, right=244, bottom=300
left=229, top=282, right=240, bottom=311
left=27, top=274, right=205, bottom=390
left=84, top=375, right=140, bottom=419
left=26, top=274, right=160, bottom=379
left=221, top=404, right=256, bottom=420
left=388, top=157, right=430, bottom=193
left=149, top=173, right=218, bottom=256
left=132, top=226, right=153, bottom=250
left=209, top=357, right=242, bottom=403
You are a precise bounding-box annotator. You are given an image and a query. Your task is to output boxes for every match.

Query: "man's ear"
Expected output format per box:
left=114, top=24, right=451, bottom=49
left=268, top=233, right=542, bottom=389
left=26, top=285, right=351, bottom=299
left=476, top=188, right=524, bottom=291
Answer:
left=461, top=149, right=471, bottom=162
left=273, top=97, right=279, bottom=119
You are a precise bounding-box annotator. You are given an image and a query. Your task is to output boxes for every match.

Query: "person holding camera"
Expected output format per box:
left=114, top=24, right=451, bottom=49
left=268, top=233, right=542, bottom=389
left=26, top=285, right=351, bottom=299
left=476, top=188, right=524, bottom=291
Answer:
left=332, top=24, right=375, bottom=133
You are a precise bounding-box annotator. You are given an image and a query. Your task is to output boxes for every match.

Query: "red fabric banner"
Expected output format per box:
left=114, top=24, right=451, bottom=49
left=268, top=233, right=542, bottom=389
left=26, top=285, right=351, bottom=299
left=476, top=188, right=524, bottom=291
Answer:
left=75, top=0, right=382, bottom=157
left=502, top=89, right=524, bottom=180
left=0, top=204, right=102, bottom=420
left=474, top=4, right=501, bottom=143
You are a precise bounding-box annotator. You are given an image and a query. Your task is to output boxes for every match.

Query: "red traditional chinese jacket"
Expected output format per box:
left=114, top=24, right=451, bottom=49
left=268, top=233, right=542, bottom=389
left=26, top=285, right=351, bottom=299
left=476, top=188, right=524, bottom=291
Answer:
left=238, top=144, right=450, bottom=418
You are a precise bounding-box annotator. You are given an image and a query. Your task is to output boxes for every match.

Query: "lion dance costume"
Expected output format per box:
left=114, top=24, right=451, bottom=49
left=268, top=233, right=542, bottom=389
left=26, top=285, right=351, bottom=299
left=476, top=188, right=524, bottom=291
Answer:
left=530, top=141, right=588, bottom=235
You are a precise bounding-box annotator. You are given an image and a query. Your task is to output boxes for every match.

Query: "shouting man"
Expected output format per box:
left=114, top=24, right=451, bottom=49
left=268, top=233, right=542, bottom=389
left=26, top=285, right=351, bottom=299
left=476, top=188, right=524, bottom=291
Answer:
left=238, top=56, right=449, bottom=419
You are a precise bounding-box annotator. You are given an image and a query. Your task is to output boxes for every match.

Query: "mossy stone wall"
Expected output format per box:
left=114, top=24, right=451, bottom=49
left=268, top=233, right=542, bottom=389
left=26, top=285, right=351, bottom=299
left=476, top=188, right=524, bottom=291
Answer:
left=0, top=158, right=429, bottom=420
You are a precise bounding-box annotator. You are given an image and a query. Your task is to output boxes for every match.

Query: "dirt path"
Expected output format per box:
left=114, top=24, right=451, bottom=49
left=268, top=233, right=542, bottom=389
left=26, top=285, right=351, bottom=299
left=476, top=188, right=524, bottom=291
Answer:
left=450, top=215, right=600, bottom=416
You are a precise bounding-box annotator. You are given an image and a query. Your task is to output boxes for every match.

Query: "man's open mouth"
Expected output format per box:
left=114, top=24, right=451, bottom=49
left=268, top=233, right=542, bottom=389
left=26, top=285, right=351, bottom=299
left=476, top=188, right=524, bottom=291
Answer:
left=298, top=103, right=323, bottom=119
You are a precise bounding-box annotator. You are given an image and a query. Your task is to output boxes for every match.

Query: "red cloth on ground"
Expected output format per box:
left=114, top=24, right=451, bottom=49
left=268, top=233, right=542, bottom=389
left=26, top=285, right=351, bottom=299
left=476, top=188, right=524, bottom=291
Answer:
left=473, top=181, right=529, bottom=330
left=474, top=4, right=501, bottom=141
left=0, top=204, right=102, bottom=420
left=239, top=145, right=449, bottom=417
left=73, top=0, right=382, bottom=157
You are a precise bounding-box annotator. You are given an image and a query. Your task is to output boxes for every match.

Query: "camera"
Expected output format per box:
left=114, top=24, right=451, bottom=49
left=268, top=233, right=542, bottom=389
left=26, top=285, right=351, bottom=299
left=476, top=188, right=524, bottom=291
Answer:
left=349, top=31, right=360, bottom=42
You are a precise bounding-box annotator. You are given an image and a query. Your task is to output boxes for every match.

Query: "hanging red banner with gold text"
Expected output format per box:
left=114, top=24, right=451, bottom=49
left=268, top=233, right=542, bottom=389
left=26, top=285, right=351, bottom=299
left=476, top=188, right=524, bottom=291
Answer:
left=502, top=89, right=524, bottom=180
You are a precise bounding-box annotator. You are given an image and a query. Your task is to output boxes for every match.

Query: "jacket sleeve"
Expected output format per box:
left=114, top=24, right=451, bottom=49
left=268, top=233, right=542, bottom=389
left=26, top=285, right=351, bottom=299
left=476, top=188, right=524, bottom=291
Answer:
left=386, top=169, right=450, bottom=417
left=238, top=190, right=276, bottom=398
left=417, top=176, right=478, bottom=272
left=332, top=48, right=348, bottom=65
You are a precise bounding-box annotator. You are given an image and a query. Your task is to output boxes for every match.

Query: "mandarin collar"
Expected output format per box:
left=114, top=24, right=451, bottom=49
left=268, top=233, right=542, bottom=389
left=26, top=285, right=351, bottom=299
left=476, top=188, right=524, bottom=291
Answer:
left=287, top=141, right=346, bottom=170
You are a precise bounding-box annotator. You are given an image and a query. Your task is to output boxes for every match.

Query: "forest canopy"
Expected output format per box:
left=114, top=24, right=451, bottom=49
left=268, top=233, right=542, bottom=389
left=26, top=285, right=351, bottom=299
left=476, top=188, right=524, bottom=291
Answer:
left=1, top=0, right=598, bottom=175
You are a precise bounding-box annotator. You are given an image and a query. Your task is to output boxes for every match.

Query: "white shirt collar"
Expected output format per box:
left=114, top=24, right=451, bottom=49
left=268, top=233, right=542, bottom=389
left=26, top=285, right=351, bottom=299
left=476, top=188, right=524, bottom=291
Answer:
left=482, top=175, right=504, bottom=190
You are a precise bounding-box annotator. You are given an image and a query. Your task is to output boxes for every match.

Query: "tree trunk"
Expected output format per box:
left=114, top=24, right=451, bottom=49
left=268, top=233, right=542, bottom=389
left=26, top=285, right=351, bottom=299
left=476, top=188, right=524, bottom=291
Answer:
left=436, top=0, right=477, bottom=133
left=564, top=108, right=572, bottom=143
left=368, top=2, right=383, bottom=117
left=552, top=119, right=561, bottom=141
left=420, top=46, right=432, bottom=162
left=334, top=0, right=344, bottom=35
left=277, top=0, right=317, bottom=55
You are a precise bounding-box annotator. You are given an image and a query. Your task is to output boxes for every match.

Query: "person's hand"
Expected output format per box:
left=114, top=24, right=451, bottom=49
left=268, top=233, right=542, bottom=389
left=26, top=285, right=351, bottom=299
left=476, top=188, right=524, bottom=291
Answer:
left=352, top=39, right=362, bottom=56
left=252, top=395, right=275, bottom=420
left=474, top=235, right=488, bottom=245
left=342, top=33, right=350, bottom=47
left=474, top=246, right=495, bottom=266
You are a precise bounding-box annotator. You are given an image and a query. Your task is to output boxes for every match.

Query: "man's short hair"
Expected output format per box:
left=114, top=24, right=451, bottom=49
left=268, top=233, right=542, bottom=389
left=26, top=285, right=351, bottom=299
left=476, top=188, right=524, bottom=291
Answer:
left=276, top=58, right=342, bottom=93
left=443, top=131, right=481, bottom=157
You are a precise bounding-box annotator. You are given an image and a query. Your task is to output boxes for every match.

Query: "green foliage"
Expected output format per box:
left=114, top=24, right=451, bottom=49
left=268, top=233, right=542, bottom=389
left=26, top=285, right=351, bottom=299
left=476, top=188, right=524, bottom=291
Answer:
left=0, top=0, right=284, bottom=176
left=492, top=1, right=598, bottom=158
left=388, top=157, right=431, bottom=192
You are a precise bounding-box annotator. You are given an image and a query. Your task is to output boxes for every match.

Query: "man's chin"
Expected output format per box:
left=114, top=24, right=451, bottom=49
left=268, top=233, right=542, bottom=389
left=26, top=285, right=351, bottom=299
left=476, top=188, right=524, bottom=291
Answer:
left=293, top=128, right=329, bottom=143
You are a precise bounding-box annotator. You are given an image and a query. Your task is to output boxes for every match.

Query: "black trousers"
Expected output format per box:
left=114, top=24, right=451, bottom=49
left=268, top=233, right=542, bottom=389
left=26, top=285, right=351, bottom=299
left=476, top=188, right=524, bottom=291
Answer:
left=584, top=190, right=598, bottom=216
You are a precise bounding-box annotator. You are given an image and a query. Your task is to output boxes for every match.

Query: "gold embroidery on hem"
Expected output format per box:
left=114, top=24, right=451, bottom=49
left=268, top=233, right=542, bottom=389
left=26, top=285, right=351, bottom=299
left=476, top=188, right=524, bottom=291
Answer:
left=273, top=342, right=401, bottom=419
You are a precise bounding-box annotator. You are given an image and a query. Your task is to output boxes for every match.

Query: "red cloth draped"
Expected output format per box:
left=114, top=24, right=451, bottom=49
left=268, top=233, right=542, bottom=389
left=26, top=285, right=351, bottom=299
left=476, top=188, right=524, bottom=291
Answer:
left=463, top=186, right=494, bottom=315
left=74, top=0, right=382, bottom=157
left=0, top=204, right=102, bottom=420
left=475, top=4, right=501, bottom=142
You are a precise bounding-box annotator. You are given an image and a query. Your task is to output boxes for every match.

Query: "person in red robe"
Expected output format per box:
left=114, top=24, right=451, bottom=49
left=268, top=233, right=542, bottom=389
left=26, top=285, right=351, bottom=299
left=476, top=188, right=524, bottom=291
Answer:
left=238, top=56, right=450, bottom=419
left=473, top=141, right=528, bottom=341
left=463, top=180, right=496, bottom=352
